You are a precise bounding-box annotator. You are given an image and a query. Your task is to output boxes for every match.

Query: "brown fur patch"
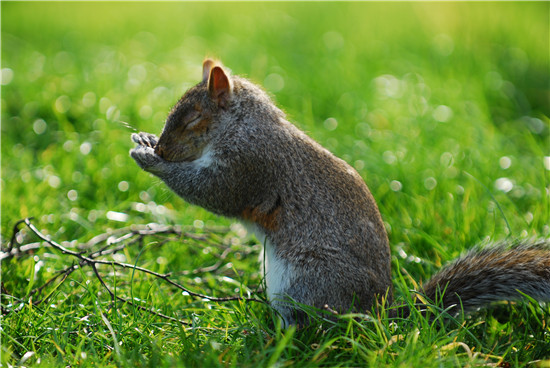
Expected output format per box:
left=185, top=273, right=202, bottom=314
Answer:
left=242, top=205, right=281, bottom=231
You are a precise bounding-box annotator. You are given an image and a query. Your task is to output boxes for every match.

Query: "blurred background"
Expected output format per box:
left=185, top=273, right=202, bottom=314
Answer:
left=2, top=2, right=549, bottom=249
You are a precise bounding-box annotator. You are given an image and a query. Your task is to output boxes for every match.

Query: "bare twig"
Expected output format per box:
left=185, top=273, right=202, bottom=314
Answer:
left=1, top=242, right=46, bottom=260
left=113, top=295, right=190, bottom=325
left=5, top=217, right=33, bottom=253
left=1, top=217, right=265, bottom=325
left=30, top=264, right=78, bottom=302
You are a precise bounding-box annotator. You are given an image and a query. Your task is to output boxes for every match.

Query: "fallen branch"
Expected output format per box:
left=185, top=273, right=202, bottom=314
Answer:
left=1, top=217, right=266, bottom=325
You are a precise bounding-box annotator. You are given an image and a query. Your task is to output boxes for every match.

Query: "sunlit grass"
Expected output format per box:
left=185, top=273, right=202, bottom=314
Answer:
left=2, top=2, right=549, bottom=367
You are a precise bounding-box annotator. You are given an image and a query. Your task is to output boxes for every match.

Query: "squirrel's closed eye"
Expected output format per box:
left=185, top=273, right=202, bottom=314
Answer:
left=184, top=112, right=201, bottom=127
left=186, top=115, right=203, bottom=129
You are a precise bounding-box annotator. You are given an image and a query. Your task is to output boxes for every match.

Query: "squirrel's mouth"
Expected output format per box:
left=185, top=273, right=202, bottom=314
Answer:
left=154, top=143, right=199, bottom=163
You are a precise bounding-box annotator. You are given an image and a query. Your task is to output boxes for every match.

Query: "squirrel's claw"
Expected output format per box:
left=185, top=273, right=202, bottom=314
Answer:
left=132, top=132, right=158, bottom=148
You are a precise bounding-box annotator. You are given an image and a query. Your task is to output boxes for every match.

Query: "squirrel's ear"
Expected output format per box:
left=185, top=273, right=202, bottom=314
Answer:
left=208, top=66, right=232, bottom=107
left=202, top=59, right=215, bottom=83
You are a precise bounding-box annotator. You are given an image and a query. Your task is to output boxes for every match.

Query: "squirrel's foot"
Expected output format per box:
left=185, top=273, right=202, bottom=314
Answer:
left=132, top=132, right=158, bottom=148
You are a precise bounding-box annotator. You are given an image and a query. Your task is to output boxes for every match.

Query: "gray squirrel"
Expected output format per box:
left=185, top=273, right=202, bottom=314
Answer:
left=130, top=59, right=550, bottom=326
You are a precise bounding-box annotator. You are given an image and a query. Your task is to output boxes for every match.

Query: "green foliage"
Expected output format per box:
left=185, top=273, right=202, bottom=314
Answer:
left=2, top=2, right=549, bottom=367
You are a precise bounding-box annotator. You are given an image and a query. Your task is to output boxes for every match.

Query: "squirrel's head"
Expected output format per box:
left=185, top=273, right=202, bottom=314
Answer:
left=154, top=59, right=233, bottom=162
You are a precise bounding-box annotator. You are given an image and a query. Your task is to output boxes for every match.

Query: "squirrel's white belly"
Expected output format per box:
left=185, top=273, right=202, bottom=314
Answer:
left=243, top=223, right=292, bottom=302
left=263, top=236, right=292, bottom=301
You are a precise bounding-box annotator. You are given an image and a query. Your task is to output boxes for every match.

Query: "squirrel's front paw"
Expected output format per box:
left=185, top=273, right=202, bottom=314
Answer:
left=132, top=132, right=158, bottom=148
left=130, top=133, right=164, bottom=174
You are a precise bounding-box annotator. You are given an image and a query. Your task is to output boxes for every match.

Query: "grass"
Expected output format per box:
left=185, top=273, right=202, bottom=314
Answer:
left=2, top=2, right=549, bottom=367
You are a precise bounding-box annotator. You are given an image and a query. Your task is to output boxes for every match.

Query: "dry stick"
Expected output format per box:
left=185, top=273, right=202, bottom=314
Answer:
left=89, top=243, right=129, bottom=260
left=5, top=217, right=33, bottom=253
left=1, top=237, right=131, bottom=261
left=1, top=242, right=46, bottom=261
left=90, top=262, right=115, bottom=300
left=25, top=259, right=191, bottom=325
left=191, top=247, right=233, bottom=274
left=20, top=218, right=265, bottom=303
left=30, top=264, right=79, bottom=302
left=2, top=218, right=265, bottom=326
left=82, top=225, right=207, bottom=259
left=180, top=245, right=257, bottom=275
left=113, top=294, right=190, bottom=325
left=30, top=240, right=155, bottom=301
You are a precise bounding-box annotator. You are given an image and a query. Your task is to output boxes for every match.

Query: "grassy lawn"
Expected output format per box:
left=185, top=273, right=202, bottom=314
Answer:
left=2, top=2, right=549, bottom=367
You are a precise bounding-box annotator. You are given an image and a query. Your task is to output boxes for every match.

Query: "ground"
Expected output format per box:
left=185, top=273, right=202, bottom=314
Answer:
left=1, top=2, right=549, bottom=367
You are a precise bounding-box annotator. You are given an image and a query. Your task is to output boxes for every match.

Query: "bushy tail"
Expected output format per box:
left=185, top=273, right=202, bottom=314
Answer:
left=419, top=238, right=550, bottom=313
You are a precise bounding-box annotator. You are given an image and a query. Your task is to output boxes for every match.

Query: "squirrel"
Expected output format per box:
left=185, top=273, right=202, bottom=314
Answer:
left=130, top=59, right=550, bottom=326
